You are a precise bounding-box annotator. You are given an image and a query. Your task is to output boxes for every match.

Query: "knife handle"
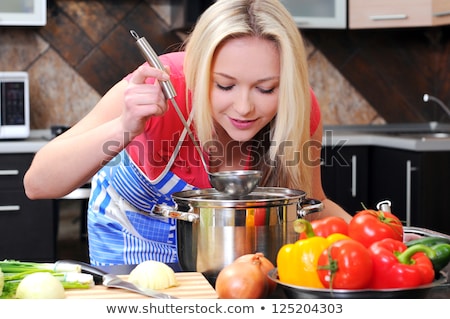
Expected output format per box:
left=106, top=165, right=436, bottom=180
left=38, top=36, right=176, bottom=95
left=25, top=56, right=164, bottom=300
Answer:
left=56, top=259, right=107, bottom=284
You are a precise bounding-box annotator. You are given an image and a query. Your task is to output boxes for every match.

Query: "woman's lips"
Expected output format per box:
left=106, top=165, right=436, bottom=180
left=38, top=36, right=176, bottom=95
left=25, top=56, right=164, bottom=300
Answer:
left=229, top=117, right=256, bottom=130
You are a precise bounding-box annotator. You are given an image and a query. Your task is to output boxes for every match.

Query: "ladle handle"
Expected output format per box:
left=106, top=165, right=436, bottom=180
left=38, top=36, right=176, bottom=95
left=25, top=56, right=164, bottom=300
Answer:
left=130, top=30, right=176, bottom=100
left=130, top=30, right=209, bottom=172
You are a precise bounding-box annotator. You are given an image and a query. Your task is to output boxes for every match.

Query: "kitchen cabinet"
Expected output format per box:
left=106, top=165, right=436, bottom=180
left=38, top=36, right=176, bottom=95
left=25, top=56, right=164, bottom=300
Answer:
left=280, top=0, right=347, bottom=29
left=0, top=153, right=55, bottom=261
left=349, top=0, right=450, bottom=29
left=369, top=147, right=450, bottom=235
left=321, top=145, right=370, bottom=215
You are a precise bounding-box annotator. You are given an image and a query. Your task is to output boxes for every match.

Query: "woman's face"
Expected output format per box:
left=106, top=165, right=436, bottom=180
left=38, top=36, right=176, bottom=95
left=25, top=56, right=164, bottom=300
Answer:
left=210, top=36, right=280, bottom=142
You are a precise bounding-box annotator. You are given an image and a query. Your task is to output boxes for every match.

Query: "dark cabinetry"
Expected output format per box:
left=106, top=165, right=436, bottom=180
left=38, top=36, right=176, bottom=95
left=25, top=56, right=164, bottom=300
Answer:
left=369, top=147, right=450, bottom=235
left=321, top=146, right=369, bottom=215
left=322, top=145, right=450, bottom=235
left=0, top=153, right=55, bottom=261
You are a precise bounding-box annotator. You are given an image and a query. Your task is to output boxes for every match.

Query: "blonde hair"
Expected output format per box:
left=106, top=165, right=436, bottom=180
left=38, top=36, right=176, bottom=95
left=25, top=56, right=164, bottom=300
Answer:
left=184, top=0, right=313, bottom=194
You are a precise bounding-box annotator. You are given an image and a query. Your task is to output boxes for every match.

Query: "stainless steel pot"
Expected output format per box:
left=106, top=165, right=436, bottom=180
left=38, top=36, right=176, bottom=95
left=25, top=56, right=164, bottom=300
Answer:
left=153, top=187, right=323, bottom=281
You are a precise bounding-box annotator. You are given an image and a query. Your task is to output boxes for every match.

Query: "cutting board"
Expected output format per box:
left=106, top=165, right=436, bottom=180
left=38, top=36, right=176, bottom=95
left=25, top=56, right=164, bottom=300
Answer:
left=65, top=272, right=218, bottom=299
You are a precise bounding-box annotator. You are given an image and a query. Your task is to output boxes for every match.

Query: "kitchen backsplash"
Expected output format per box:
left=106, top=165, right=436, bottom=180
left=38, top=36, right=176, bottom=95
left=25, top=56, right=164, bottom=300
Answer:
left=0, top=0, right=386, bottom=129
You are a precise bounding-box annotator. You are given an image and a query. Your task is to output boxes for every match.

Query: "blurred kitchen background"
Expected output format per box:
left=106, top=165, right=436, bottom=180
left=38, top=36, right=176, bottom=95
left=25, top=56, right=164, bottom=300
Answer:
left=1, top=0, right=449, bottom=263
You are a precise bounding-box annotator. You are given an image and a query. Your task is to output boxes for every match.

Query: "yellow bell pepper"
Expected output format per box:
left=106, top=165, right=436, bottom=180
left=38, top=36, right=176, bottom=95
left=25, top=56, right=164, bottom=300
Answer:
left=276, top=219, right=349, bottom=288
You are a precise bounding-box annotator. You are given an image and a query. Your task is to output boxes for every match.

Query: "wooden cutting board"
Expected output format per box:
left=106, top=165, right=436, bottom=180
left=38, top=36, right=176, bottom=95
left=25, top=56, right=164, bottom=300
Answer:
left=65, top=272, right=218, bottom=299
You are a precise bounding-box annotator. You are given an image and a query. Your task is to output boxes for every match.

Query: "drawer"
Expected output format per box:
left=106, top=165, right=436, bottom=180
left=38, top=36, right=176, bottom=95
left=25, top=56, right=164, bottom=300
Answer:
left=0, top=190, right=55, bottom=261
left=0, top=153, right=34, bottom=190
left=349, top=0, right=450, bottom=29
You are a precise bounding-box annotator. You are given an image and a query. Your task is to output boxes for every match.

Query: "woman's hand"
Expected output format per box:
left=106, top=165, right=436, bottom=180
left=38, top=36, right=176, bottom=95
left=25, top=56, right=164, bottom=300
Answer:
left=121, top=63, right=170, bottom=138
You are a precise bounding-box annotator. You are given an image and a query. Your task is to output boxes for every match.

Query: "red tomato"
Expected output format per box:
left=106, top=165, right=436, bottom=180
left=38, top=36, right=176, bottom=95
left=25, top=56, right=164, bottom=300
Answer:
left=348, top=209, right=403, bottom=248
left=299, top=216, right=348, bottom=240
left=317, top=239, right=373, bottom=289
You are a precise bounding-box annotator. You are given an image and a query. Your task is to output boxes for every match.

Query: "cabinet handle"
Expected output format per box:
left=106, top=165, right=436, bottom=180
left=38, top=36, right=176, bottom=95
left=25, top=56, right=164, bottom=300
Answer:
left=433, top=10, right=450, bottom=17
left=0, top=169, right=19, bottom=176
left=370, top=14, right=408, bottom=21
left=0, top=205, right=20, bottom=212
left=405, top=160, right=417, bottom=227
left=351, top=155, right=357, bottom=198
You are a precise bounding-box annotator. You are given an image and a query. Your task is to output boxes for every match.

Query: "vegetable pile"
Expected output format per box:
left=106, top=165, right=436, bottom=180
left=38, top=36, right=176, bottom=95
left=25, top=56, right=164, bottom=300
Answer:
left=276, top=207, right=450, bottom=290
left=0, top=260, right=94, bottom=299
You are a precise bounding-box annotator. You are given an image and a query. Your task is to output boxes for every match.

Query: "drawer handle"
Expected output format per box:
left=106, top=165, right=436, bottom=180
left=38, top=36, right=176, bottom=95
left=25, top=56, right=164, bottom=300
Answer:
left=433, top=10, right=450, bottom=17
left=0, top=169, right=19, bottom=176
left=370, top=14, right=408, bottom=21
left=0, top=205, right=20, bottom=212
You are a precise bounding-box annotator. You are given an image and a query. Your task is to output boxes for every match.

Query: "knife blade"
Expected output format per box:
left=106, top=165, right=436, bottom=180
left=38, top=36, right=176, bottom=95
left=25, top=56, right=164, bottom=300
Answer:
left=56, top=260, right=178, bottom=299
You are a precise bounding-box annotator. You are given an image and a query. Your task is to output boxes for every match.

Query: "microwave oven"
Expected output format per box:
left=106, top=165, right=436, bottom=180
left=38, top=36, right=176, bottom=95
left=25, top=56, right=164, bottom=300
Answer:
left=0, top=72, right=30, bottom=139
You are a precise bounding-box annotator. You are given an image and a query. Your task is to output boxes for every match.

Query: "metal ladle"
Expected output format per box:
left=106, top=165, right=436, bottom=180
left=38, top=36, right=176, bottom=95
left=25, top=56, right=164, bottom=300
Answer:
left=130, top=30, right=262, bottom=197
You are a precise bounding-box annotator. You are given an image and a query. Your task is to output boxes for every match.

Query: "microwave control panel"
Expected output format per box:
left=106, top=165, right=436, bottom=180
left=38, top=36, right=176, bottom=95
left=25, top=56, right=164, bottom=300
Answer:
left=1, top=81, right=26, bottom=125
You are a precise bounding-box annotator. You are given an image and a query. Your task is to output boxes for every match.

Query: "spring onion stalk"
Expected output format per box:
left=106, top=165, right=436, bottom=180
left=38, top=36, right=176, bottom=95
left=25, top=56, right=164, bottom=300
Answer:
left=0, top=260, right=81, bottom=273
left=0, top=268, right=4, bottom=297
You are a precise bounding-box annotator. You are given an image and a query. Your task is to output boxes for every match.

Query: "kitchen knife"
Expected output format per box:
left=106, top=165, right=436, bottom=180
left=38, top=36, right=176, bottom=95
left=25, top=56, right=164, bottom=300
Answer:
left=55, top=260, right=178, bottom=299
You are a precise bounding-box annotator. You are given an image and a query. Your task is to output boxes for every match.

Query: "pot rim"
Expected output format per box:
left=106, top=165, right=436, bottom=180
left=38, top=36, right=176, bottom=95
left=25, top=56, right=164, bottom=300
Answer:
left=171, top=187, right=306, bottom=205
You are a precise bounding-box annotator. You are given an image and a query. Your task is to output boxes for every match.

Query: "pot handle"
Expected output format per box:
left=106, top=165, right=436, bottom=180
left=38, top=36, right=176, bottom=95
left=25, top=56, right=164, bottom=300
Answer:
left=152, top=204, right=200, bottom=222
left=297, top=198, right=323, bottom=218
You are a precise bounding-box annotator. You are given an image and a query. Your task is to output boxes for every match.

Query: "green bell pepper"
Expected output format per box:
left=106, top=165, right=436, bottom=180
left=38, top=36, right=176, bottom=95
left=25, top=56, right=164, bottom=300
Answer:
left=430, top=243, right=450, bottom=278
left=405, top=236, right=450, bottom=277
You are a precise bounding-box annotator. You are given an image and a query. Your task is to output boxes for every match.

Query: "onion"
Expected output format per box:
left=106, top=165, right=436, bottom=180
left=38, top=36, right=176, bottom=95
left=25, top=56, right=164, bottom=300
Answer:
left=15, top=272, right=66, bottom=299
left=233, top=252, right=276, bottom=294
left=128, top=260, right=178, bottom=290
left=215, top=252, right=275, bottom=299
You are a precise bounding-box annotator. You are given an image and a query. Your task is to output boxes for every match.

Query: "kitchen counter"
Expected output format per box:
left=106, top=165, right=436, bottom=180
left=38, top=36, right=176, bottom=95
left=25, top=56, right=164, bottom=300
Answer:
left=0, top=130, right=51, bottom=153
left=323, top=122, right=450, bottom=152
left=97, top=264, right=450, bottom=299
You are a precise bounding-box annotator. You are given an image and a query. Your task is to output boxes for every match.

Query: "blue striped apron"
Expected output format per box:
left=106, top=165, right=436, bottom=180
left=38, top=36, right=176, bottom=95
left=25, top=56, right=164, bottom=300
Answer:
left=87, top=149, right=197, bottom=266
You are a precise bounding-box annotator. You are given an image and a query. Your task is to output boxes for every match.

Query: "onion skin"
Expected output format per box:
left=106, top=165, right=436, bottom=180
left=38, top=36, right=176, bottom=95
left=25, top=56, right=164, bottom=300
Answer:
left=215, top=252, right=276, bottom=299
left=233, top=252, right=276, bottom=294
left=215, top=262, right=268, bottom=299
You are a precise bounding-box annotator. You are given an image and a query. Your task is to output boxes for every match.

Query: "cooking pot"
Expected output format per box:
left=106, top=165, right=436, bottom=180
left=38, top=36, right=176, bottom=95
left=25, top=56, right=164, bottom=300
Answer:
left=152, top=187, right=323, bottom=282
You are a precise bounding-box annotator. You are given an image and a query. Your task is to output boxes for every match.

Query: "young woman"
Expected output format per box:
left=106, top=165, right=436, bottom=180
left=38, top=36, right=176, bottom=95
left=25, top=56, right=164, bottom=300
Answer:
left=24, top=0, right=351, bottom=266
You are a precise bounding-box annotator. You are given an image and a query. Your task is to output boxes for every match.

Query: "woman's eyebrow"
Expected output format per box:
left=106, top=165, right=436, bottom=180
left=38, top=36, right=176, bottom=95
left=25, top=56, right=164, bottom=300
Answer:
left=213, top=72, right=280, bottom=83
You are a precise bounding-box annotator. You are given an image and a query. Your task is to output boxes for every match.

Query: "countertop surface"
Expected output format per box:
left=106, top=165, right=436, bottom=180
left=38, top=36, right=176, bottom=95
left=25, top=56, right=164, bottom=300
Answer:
left=2, top=124, right=450, bottom=153
left=322, top=122, right=450, bottom=151
left=0, top=130, right=51, bottom=154
left=97, top=264, right=450, bottom=299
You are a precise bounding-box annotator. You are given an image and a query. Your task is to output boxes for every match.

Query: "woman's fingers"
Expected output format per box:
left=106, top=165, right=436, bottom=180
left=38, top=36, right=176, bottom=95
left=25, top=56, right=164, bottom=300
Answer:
left=129, top=63, right=170, bottom=84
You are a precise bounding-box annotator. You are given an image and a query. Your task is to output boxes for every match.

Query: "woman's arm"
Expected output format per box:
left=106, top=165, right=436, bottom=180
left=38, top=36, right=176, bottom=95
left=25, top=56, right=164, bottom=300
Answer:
left=308, top=118, right=353, bottom=223
left=24, top=64, right=170, bottom=199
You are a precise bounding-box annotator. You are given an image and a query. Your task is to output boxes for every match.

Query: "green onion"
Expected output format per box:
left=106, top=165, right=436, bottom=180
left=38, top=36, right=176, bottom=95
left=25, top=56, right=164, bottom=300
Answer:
left=0, top=260, right=93, bottom=298
left=0, top=260, right=81, bottom=273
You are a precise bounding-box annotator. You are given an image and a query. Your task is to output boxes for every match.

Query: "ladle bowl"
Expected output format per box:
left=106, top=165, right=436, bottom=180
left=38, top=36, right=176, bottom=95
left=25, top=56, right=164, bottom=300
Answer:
left=209, top=170, right=262, bottom=197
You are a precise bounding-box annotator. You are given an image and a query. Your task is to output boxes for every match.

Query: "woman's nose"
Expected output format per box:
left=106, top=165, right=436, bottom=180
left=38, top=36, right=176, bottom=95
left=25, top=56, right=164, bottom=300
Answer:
left=233, top=91, right=254, bottom=115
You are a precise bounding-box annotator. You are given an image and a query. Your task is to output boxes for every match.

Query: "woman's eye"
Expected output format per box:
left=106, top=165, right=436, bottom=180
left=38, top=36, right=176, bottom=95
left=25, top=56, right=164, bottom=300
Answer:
left=216, top=83, right=234, bottom=91
left=259, top=87, right=275, bottom=94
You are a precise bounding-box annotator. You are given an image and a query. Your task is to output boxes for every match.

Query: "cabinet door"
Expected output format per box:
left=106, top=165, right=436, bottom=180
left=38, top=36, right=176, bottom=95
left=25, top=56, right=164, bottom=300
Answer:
left=369, top=147, right=421, bottom=227
left=413, top=152, right=450, bottom=235
left=321, top=146, right=369, bottom=215
left=349, top=0, right=450, bottom=29
left=280, top=0, right=347, bottom=29
left=0, top=190, right=55, bottom=261
left=0, top=153, right=34, bottom=190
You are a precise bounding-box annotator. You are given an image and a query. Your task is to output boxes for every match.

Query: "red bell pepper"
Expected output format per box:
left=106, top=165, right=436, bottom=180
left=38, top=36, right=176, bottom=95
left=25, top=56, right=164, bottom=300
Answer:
left=368, top=238, right=436, bottom=289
